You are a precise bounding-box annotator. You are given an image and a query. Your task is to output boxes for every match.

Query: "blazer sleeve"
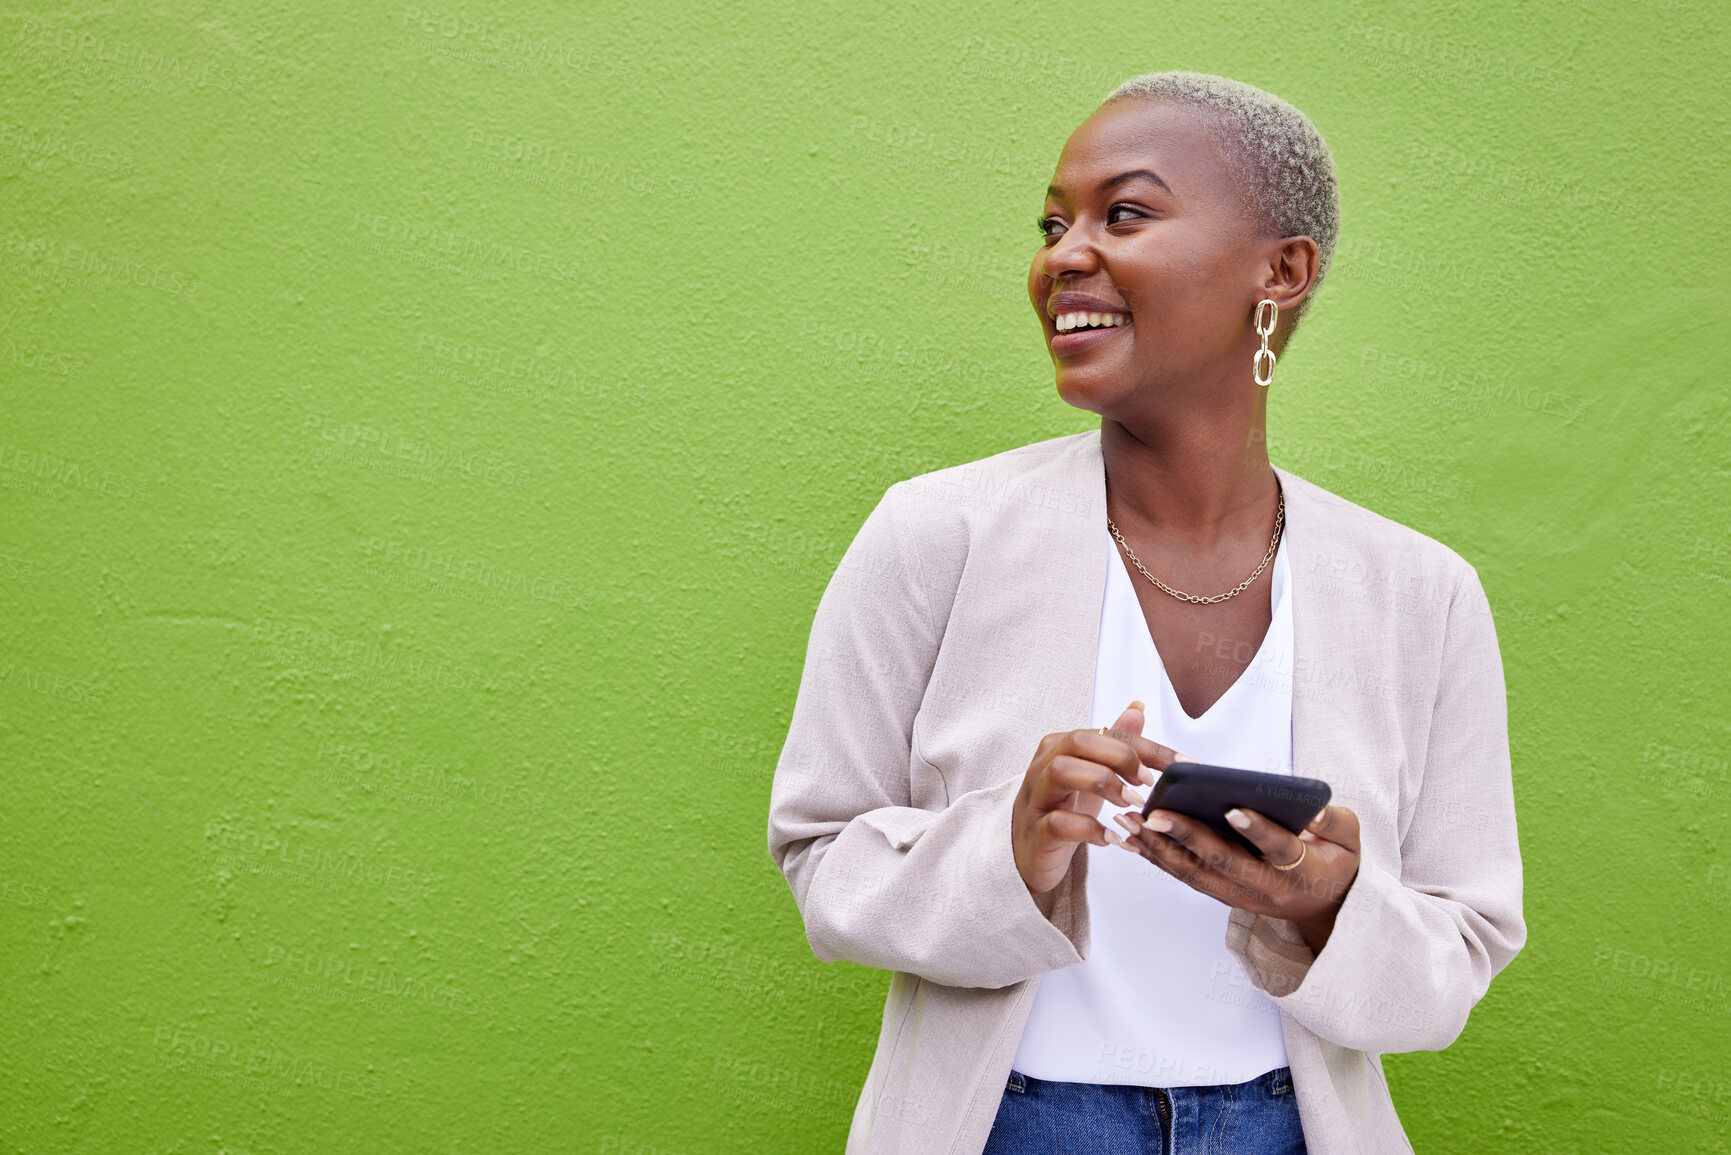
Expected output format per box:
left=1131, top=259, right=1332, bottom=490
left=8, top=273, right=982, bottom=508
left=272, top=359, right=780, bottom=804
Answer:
left=1226, top=560, right=1527, bottom=1052
left=767, top=481, right=1090, bottom=989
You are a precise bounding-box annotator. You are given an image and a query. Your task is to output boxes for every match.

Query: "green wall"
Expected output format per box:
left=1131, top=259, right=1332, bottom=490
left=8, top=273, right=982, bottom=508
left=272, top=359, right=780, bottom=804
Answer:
left=3, top=1, right=1726, bottom=1151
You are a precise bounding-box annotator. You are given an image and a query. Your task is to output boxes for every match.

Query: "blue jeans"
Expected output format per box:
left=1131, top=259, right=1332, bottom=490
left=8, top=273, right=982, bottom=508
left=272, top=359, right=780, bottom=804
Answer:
left=982, top=1067, right=1306, bottom=1154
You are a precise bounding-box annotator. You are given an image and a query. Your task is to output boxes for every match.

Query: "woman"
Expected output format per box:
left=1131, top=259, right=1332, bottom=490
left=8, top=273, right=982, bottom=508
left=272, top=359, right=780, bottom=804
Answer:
left=768, top=71, right=1524, bottom=1154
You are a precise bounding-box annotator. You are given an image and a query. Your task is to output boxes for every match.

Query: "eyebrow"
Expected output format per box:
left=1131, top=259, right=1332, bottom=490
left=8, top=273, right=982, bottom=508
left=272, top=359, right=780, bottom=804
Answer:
left=1047, top=168, right=1174, bottom=199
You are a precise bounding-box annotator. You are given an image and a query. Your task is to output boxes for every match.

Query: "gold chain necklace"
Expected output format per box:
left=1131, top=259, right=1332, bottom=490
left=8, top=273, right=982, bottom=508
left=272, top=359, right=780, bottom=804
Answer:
left=1106, top=491, right=1284, bottom=606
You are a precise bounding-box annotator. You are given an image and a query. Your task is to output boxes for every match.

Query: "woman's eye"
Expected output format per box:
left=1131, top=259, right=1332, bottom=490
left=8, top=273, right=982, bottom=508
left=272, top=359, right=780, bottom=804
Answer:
left=1036, top=215, right=1065, bottom=240
left=1107, top=204, right=1144, bottom=225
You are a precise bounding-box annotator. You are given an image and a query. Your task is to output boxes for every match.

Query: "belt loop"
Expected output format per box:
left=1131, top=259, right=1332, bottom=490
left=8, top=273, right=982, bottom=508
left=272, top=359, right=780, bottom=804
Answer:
left=1005, top=1070, right=1026, bottom=1094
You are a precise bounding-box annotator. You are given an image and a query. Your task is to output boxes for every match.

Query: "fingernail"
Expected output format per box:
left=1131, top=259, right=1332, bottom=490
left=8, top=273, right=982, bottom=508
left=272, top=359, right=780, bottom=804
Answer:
left=1138, top=766, right=1157, bottom=786
left=1123, top=785, right=1148, bottom=808
left=1128, top=699, right=1145, bottom=711
left=1226, top=808, right=1250, bottom=830
left=1114, top=812, right=1140, bottom=834
left=1145, top=814, right=1172, bottom=833
left=1103, top=829, right=1127, bottom=848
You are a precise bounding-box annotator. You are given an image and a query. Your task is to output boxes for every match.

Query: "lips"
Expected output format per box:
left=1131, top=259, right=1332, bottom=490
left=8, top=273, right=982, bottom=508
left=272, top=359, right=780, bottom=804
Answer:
left=1044, top=292, right=1132, bottom=357
left=1049, top=321, right=1131, bottom=357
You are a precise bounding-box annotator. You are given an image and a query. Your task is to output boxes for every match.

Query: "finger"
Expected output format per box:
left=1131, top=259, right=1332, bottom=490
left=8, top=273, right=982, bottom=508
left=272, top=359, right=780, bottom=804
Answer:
left=1142, top=808, right=1268, bottom=891
left=1040, top=808, right=1128, bottom=850
left=1068, top=730, right=1158, bottom=794
left=1072, top=790, right=1106, bottom=820
left=1117, top=811, right=1213, bottom=873
left=1077, top=728, right=1183, bottom=789
left=1099, top=700, right=1195, bottom=777
left=1120, top=814, right=1256, bottom=905
left=1101, top=700, right=1159, bottom=787
left=1305, top=805, right=1361, bottom=853
left=1123, top=733, right=1187, bottom=776
left=1040, top=753, right=1143, bottom=812
left=1224, top=808, right=1306, bottom=871
left=1115, top=811, right=1204, bottom=869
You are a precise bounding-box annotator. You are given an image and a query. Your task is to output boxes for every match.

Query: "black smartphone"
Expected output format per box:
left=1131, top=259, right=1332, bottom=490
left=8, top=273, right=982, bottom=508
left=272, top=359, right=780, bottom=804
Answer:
left=1139, top=763, right=1331, bottom=859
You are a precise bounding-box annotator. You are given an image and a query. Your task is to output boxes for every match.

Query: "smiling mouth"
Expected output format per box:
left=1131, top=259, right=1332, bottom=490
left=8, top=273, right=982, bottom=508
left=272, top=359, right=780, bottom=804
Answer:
left=1049, top=313, right=1132, bottom=354
left=1053, top=311, right=1130, bottom=333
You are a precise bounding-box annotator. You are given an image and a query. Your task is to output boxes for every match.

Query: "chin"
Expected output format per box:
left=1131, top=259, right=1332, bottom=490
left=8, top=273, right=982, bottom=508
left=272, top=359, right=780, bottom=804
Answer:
left=1052, top=366, right=1132, bottom=416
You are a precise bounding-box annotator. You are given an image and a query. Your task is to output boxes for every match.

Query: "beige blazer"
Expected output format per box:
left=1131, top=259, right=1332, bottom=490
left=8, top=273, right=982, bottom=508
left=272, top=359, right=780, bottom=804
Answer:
left=767, top=429, right=1525, bottom=1154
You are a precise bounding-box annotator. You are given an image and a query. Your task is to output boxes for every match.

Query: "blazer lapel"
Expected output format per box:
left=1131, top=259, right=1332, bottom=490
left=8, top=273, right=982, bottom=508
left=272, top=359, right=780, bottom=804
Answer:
left=1039, top=431, right=1110, bottom=734
left=1273, top=465, right=1388, bottom=829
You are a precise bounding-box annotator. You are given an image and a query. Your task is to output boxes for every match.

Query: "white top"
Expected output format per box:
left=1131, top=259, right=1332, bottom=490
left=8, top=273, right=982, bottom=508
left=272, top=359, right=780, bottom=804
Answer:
left=1011, top=521, right=1295, bottom=1088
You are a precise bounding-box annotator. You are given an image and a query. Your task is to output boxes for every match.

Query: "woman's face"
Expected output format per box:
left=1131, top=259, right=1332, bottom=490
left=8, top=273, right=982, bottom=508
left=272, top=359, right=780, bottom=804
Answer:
left=1028, top=98, right=1271, bottom=419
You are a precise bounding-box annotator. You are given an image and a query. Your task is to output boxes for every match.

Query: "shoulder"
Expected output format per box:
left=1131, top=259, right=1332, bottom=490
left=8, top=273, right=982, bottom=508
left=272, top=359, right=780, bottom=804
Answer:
left=912, top=429, right=1095, bottom=480
left=839, top=430, right=1096, bottom=609
left=1276, top=466, right=1485, bottom=612
left=880, top=429, right=1098, bottom=529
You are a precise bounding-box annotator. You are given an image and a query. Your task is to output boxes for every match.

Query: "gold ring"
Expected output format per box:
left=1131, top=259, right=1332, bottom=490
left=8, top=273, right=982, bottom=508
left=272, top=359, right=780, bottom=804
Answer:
left=1099, top=726, right=1109, bottom=735
left=1270, top=843, right=1305, bottom=872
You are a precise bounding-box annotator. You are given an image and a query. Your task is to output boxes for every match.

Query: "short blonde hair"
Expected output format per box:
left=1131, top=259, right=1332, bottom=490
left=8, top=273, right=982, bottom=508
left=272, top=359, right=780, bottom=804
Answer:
left=1105, top=71, right=1340, bottom=327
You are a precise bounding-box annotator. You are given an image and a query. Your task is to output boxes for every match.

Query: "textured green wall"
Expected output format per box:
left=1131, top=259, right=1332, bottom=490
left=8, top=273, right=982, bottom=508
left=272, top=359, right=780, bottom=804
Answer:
left=2, top=1, right=1726, bottom=1151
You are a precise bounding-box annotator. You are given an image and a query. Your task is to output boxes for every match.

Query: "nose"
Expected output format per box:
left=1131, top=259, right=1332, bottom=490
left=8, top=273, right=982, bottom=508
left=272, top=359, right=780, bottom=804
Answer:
left=1037, top=222, right=1101, bottom=282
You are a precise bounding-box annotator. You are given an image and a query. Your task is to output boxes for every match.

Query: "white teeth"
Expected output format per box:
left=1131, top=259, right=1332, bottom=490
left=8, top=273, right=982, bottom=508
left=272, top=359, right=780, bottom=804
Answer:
left=1055, top=311, right=1128, bottom=332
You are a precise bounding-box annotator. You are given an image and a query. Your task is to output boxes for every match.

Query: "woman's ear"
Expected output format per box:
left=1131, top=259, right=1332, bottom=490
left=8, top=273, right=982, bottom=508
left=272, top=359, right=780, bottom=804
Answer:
left=1262, top=235, right=1320, bottom=312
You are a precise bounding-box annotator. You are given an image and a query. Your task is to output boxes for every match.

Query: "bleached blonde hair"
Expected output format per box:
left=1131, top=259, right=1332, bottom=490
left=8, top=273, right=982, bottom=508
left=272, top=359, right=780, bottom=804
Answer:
left=1104, top=71, right=1340, bottom=330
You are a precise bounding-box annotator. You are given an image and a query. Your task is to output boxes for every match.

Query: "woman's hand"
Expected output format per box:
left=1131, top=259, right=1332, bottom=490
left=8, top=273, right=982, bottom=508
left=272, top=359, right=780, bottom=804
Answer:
left=1012, top=702, right=1181, bottom=895
left=1116, top=803, right=1362, bottom=954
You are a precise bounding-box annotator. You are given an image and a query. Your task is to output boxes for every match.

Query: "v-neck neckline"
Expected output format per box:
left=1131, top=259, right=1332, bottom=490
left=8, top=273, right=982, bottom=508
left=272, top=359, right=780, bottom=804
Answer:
left=1106, top=528, right=1290, bottom=724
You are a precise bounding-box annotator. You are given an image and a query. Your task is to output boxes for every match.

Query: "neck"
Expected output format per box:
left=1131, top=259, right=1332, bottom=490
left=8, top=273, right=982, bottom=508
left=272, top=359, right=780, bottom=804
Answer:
left=1100, top=406, right=1277, bottom=539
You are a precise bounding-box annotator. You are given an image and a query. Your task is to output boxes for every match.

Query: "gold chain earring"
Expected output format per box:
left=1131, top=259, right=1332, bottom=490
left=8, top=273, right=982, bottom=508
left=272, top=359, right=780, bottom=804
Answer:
left=1253, top=299, right=1278, bottom=388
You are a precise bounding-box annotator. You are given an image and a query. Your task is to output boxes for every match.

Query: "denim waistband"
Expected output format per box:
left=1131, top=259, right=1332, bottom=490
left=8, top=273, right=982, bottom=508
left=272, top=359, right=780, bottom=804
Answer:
left=1004, top=1066, right=1293, bottom=1097
left=986, top=1065, right=1306, bottom=1154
